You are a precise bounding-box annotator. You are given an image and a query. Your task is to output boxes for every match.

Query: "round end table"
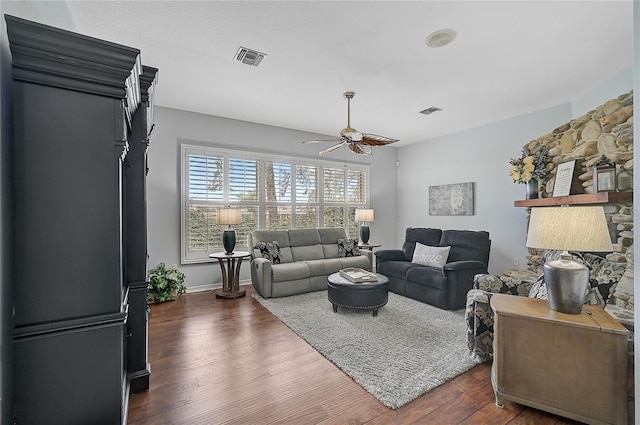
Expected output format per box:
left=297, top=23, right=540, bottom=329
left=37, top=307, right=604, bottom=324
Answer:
left=209, top=251, right=251, bottom=298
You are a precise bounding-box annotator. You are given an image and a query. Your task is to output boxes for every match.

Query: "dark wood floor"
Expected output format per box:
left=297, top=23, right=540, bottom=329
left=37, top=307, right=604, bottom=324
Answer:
left=128, top=285, right=629, bottom=425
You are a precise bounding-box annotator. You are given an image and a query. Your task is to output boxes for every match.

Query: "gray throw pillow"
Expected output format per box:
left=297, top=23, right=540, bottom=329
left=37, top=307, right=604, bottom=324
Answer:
left=411, top=242, right=450, bottom=268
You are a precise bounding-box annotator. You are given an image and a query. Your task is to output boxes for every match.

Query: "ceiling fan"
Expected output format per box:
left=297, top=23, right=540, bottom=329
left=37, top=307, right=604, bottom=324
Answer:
left=303, top=91, right=398, bottom=156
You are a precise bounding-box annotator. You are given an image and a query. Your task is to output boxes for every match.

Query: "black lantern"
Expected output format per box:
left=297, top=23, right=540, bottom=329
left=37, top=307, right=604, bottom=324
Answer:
left=593, top=155, right=616, bottom=193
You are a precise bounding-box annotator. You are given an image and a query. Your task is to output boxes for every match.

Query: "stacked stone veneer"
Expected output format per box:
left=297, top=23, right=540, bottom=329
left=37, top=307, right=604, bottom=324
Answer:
left=519, top=90, right=634, bottom=328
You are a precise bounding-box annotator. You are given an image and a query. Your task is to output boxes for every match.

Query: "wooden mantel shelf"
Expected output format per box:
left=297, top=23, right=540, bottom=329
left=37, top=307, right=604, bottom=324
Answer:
left=514, top=191, right=632, bottom=207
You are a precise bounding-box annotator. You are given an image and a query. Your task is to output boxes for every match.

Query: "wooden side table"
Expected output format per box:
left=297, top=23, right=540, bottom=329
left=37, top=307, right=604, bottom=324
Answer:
left=491, top=294, right=628, bottom=425
left=209, top=251, right=251, bottom=299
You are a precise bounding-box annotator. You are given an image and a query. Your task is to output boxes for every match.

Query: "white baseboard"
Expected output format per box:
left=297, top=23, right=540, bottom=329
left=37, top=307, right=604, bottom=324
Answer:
left=185, top=279, right=252, bottom=294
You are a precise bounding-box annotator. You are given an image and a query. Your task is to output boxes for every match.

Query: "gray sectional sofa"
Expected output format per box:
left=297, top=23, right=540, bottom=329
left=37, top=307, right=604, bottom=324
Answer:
left=249, top=228, right=372, bottom=298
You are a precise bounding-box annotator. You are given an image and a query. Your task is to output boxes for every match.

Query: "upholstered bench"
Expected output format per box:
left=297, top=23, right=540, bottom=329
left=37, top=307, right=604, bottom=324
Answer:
left=327, top=272, right=389, bottom=316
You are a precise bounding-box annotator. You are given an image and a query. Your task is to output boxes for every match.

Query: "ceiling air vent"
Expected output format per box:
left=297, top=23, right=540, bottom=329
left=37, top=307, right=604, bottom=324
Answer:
left=234, top=46, right=266, bottom=66
left=420, top=106, right=443, bottom=115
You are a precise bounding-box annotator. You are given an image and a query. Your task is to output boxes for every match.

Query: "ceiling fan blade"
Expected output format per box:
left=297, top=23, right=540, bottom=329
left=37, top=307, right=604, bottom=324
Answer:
left=360, top=133, right=399, bottom=146
left=319, top=142, right=345, bottom=156
left=302, top=137, right=343, bottom=144
left=348, top=142, right=372, bottom=156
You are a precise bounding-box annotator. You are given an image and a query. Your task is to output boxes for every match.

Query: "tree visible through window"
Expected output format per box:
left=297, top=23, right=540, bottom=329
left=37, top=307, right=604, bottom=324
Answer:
left=181, top=145, right=369, bottom=263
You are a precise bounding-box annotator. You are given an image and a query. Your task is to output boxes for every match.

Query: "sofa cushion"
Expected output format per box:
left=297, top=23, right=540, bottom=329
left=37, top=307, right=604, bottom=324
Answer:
left=289, top=229, right=325, bottom=261
left=338, top=238, right=360, bottom=257
left=254, top=241, right=284, bottom=264
left=340, top=255, right=371, bottom=271
left=304, top=258, right=344, bottom=276
left=441, top=230, right=490, bottom=264
left=411, top=242, right=450, bottom=268
left=318, top=227, right=348, bottom=258
left=271, top=262, right=310, bottom=282
left=406, top=266, right=448, bottom=291
left=377, top=260, right=416, bottom=280
left=252, top=230, right=294, bottom=263
left=291, top=244, right=325, bottom=261
left=289, top=228, right=322, bottom=246
left=402, top=228, right=442, bottom=261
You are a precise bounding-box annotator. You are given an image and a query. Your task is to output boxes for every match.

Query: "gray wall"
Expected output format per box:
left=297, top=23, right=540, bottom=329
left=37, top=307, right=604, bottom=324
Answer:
left=396, top=103, right=570, bottom=275
left=572, top=67, right=634, bottom=118
left=147, top=106, right=398, bottom=289
left=396, top=71, right=633, bottom=276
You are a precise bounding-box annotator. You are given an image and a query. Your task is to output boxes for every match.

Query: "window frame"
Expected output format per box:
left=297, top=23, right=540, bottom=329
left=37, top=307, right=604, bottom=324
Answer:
left=180, top=144, right=370, bottom=264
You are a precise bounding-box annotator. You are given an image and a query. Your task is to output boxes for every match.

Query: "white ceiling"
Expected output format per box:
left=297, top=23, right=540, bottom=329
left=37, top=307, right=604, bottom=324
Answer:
left=66, top=1, right=634, bottom=147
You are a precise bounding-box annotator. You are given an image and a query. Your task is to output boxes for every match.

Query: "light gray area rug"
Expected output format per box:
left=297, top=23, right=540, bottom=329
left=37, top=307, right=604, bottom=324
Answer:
left=253, top=290, right=482, bottom=409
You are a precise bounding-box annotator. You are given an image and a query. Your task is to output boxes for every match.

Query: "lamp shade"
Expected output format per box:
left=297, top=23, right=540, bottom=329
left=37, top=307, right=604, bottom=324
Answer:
left=217, top=208, right=242, bottom=226
left=355, top=208, right=375, bottom=223
left=526, top=206, right=612, bottom=252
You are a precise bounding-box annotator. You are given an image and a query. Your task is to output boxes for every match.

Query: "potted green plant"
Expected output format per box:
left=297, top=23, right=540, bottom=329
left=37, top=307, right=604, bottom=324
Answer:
left=148, top=262, right=186, bottom=303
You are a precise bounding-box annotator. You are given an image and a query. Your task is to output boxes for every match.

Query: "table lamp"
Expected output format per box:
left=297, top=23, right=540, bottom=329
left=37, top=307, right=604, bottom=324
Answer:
left=526, top=206, right=612, bottom=314
left=218, top=207, right=242, bottom=255
left=355, top=208, right=374, bottom=244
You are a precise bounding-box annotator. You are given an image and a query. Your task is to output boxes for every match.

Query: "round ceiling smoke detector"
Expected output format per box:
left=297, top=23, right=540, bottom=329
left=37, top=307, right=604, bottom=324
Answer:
left=425, top=29, right=457, bottom=48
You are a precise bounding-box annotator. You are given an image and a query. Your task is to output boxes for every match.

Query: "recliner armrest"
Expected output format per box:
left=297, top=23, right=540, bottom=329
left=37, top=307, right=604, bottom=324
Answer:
left=443, top=260, right=487, bottom=272
left=251, top=257, right=273, bottom=298
left=374, top=249, right=405, bottom=262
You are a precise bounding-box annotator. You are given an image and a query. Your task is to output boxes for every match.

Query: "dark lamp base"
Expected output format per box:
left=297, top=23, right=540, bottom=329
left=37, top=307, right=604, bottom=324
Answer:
left=360, top=225, right=370, bottom=244
left=222, top=229, right=236, bottom=255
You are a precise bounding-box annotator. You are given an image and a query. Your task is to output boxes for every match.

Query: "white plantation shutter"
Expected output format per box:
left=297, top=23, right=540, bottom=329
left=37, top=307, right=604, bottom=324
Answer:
left=188, top=153, right=223, bottom=202
left=229, top=158, right=258, bottom=202
left=323, top=167, right=345, bottom=203
left=295, top=165, right=318, bottom=203
left=348, top=169, right=367, bottom=203
left=181, top=145, right=369, bottom=263
left=268, top=162, right=292, bottom=202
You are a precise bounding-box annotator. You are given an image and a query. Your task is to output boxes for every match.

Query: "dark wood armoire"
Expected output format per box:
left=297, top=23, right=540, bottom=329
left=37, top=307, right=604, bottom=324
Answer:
left=6, top=15, right=157, bottom=424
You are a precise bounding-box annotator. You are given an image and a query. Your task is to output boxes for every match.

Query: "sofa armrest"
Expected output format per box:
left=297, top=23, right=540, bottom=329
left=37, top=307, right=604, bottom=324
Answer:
left=443, top=260, right=487, bottom=272
left=250, top=257, right=273, bottom=298
left=441, top=261, right=489, bottom=310
left=473, top=273, right=536, bottom=297
left=374, top=249, right=405, bottom=262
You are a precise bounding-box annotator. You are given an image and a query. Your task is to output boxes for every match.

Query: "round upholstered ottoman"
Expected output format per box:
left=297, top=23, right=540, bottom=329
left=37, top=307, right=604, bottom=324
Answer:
left=327, top=272, right=389, bottom=317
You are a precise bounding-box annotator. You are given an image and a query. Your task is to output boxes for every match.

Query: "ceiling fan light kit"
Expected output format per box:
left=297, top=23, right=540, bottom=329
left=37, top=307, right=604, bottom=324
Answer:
left=302, top=91, right=398, bottom=156
left=425, top=29, right=457, bottom=48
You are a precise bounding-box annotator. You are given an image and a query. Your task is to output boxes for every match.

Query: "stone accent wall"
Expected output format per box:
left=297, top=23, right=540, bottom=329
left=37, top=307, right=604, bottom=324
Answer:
left=519, top=91, right=634, bottom=327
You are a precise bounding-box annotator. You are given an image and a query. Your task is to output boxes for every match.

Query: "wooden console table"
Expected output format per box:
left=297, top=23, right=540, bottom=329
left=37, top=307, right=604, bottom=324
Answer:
left=491, top=295, right=628, bottom=425
left=209, top=251, right=250, bottom=299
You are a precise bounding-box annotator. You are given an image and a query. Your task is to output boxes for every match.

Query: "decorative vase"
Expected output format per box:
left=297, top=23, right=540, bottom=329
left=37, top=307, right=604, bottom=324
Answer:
left=525, top=180, right=538, bottom=199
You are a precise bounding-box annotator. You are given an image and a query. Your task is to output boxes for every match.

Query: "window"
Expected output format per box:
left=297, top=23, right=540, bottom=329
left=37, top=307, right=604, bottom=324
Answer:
left=181, top=145, right=370, bottom=263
